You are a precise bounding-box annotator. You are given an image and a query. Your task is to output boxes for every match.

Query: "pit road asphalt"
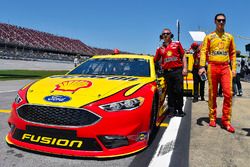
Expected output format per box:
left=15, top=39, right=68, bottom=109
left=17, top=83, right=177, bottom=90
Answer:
left=1, top=59, right=250, bottom=167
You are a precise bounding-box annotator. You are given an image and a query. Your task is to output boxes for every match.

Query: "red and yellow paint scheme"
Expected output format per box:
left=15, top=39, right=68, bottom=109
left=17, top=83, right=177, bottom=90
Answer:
left=183, top=53, right=194, bottom=96
left=6, top=54, right=168, bottom=158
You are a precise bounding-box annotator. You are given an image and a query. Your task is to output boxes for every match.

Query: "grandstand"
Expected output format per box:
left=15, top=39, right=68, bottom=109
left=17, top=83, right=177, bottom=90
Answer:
left=0, top=22, right=130, bottom=62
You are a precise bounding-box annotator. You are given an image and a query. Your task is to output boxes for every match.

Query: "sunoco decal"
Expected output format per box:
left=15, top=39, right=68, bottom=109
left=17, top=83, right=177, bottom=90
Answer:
left=44, top=95, right=71, bottom=103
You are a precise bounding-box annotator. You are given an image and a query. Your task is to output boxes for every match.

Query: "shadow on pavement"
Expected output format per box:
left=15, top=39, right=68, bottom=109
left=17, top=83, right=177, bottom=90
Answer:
left=196, top=117, right=223, bottom=127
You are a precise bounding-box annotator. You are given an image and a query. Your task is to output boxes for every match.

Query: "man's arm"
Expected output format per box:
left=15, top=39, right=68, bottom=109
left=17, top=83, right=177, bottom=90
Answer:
left=178, top=42, right=187, bottom=76
left=182, top=54, right=188, bottom=76
left=229, top=35, right=236, bottom=77
left=199, top=35, right=209, bottom=75
left=154, top=48, right=160, bottom=62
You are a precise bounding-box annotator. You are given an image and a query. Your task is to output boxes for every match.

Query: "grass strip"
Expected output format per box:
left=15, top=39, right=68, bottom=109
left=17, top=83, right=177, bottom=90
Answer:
left=0, top=70, right=68, bottom=80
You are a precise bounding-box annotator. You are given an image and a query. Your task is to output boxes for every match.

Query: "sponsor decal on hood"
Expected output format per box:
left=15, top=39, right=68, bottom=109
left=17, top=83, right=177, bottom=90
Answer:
left=54, top=80, right=92, bottom=93
left=27, top=76, right=154, bottom=107
left=44, top=95, right=71, bottom=103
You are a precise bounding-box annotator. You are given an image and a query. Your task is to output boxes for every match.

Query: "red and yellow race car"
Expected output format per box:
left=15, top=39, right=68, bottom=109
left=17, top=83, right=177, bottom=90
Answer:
left=6, top=54, right=168, bottom=158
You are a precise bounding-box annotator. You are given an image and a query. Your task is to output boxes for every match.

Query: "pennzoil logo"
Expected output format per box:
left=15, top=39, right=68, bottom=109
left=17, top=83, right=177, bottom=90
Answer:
left=54, top=80, right=92, bottom=93
left=21, top=133, right=83, bottom=149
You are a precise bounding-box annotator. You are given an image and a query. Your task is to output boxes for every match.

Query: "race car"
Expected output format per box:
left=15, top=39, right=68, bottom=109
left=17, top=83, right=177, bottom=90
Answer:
left=6, top=54, right=168, bottom=158
left=183, top=53, right=194, bottom=96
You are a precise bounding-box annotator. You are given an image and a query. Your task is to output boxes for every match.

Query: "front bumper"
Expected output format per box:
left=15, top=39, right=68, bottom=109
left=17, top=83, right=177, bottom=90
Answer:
left=6, top=104, right=151, bottom=158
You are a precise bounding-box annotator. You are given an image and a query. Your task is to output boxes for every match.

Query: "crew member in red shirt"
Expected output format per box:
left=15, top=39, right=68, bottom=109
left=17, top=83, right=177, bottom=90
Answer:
left=191, top=42, right=205, bottom=102
left=154, top=28, right=187, bottom=117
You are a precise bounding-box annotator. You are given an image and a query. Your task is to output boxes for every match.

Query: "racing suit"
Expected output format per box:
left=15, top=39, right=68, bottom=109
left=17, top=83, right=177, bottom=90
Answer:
left=200, top=31, right=236, bottom=125
left=154, top=41, right=185, bottom=114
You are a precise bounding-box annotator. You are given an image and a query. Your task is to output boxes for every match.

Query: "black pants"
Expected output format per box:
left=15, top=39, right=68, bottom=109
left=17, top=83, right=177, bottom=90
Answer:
left=192, top=68, right=205, bottom=99
left=164, top=68, right=183, bottom=111
left=235, top=73, right=242, bottom=92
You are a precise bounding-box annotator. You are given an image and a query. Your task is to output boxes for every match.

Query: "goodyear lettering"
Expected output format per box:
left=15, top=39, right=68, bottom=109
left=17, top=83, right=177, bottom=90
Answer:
left=21, top=133, right=83, bottom=148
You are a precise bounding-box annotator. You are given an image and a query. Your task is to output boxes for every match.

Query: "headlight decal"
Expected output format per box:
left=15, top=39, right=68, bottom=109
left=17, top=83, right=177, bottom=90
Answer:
left=99, top=97, right=144, bottom=112
left=15, top=94, right=23, bottom=104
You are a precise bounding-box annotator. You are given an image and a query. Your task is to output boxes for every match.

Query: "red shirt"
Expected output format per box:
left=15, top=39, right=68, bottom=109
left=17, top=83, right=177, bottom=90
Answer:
left=154, top=41, right=185, bottom=69
left=193, top=50, right=201, bottom=69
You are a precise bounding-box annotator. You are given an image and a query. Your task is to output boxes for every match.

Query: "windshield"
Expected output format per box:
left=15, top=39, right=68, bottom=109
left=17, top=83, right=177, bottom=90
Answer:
left=68, top=58, right=150, bottom=77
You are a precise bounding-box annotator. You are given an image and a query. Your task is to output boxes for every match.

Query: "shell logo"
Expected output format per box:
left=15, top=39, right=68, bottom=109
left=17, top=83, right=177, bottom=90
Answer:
left=167, top=51, right=172, bottom=56
left=54, top=80, right=92, bottom=92
left=218, top=42, right=224, bottom=49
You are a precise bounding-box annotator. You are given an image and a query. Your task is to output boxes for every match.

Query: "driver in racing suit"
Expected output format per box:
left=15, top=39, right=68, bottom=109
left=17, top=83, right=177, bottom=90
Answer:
left=199, top=13, right=236, bottom=133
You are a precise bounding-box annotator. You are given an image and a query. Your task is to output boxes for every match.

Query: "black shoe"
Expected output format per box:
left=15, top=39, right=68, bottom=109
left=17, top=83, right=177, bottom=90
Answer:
left=167, top=108, right=176, bottom=117
left=177, top=111, right=186, bottom=117
left=200, top=97, right=205, bottom=101
left=173, top=111, right=178, bottom=116
left=192, top=98, right=198, bottom=103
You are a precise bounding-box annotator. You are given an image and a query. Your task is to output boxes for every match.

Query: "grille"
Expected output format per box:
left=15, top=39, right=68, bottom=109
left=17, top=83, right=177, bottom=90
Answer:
left=17, top=104, right=101, bottom=127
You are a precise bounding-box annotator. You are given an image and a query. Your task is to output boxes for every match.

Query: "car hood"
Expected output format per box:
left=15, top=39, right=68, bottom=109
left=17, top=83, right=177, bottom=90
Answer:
left=26, top=75, right=154, bottom=107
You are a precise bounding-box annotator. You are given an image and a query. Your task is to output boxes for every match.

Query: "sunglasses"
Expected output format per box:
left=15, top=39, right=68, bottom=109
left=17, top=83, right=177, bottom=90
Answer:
left=216, top=19, right=226, bottom=23
left=163, top=32, right=171, bottom=35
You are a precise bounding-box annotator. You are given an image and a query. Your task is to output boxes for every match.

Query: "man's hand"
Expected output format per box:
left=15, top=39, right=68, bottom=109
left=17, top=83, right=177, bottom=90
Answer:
left=199, top=67, right=206, bottom=75
left=232, top=70, right=236, bottom=77
left=182, top=68, right=188, bottom=76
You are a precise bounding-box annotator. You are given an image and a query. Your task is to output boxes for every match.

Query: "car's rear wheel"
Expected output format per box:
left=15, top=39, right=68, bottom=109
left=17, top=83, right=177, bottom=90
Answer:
left=148, top=94, right=158, bottom=144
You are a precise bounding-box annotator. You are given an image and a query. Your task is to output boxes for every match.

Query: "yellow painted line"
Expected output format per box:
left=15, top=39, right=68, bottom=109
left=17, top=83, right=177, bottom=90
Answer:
left=160, top=123, right=169, bottom=127
left=0, top=109, right=10, bottom=113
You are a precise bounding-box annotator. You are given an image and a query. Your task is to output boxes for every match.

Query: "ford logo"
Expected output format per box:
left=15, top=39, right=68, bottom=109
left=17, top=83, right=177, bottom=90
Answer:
left=44, top=95, right=71, bottom=103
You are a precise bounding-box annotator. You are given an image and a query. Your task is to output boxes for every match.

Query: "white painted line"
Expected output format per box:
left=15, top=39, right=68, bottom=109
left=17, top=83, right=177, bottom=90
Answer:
left=149, top=97, right=186, bottom=167
left=0, top=90, right=17, bottom=93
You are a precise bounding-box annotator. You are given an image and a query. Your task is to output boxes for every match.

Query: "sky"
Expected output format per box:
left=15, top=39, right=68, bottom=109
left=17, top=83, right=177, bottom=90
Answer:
left=1, top=0, right=250, bottom=55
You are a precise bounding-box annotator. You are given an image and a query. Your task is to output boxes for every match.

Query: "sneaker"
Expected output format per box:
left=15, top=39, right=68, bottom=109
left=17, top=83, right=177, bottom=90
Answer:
left=209, top=120, right=216, bottom=127
left=222, top=123, right=235, bottom=133
left=200, top=97, right=205, bottom=101
left=192, top=98, right=198, bottom=103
